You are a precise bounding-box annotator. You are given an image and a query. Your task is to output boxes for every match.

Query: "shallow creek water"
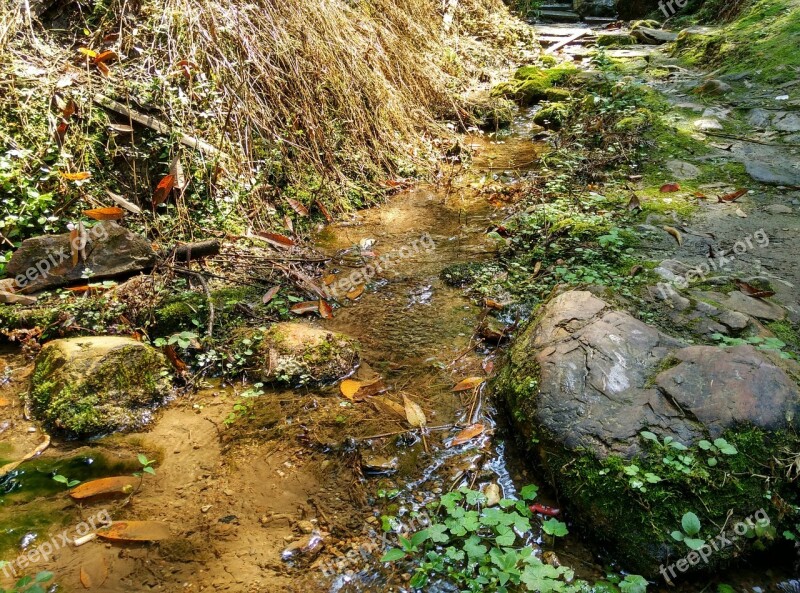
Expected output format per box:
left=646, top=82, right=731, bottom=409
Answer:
left=0, top=109, right=797, bottom=591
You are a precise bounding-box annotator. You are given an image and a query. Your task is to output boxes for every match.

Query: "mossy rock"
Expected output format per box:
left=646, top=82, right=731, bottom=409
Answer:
left=29, top=336, right=171, bottom=437
left=631, top=19, right=661, bottom=30
left=596, top=34, right=637, bottom=47
left=495, top=290, right=800, bottom=577
left=533, top=102, right=569, bottom=131
left=462, top=92, right=515, bottom=131
left=614, top=107, right=655, bottom=132
left=491, top=64, right=579, bottom=106
left=256, top=322, right=359, bottom=385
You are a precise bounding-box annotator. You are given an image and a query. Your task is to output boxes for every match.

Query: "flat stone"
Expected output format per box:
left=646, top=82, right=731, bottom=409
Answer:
left=745, top=161, right=800, bottom=186
left=747, top=108, right=772, bottom=129
left=718, top=291, right=786, bottom=321
left=774, top=112, right=800, bottom=133
left=764, top=204, right=794, bottom=214
left=665, top=159, right=701, bottom=179
left=694, top=118, right=723, bottom=131
left=717, top=309, right=750, bottom=330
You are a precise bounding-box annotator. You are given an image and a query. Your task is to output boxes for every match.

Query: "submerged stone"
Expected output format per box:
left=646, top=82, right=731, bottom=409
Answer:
left=29, top=336, right=171, bottom=437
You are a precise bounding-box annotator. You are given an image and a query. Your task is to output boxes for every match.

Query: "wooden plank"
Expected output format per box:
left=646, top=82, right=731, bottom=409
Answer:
left=545, top=29, right=589, bottom=54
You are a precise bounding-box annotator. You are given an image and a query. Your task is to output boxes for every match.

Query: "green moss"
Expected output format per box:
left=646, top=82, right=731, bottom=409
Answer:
left=597, top=34, right=637, bottom=47
left=533, top=102, right=569, bottom=130
left=491, top=64, right=579, bottom=106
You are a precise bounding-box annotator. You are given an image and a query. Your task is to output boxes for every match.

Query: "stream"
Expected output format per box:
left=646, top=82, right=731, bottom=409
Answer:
left=0, top=105, right=798, bottom=592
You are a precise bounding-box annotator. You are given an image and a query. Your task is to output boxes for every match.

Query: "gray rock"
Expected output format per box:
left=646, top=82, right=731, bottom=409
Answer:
left=665, top=159, right=701, bottom=179
left=764, top=204, right=794, bottom=214
left=6, top=221, right=156, bottom=294
left=575, top=0, right=616, bottom=17
left=717, top=309, right=750, bottom=330
left=747, top=108, right=772, bottom=129
left=632, top=27, right=678, bottom=44
left=745, top=160, right=800, bottom=186
left=694, top=118, right=723, bottom=131
left=692, top=79, right=732, bottom=96
left=774, top=112, right=800, bottom=133
left=719, top=291, right=786, bottom=321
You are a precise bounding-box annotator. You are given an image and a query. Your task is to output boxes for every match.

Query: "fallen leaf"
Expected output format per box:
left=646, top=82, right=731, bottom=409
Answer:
left=96, top=62, right=111, bottom=77
left=55, top=121, right=69, bottom=142
left=62, top=99, right=77, bottom=119
left=322, top=274, right=336, bottom=286
left=61, top=171, right=91, bottom=181
left=83, top=207, right=124, bottom=221
left=318, top=299, right=334, bottom=319
left=257, top=232, right=294, bottom=249
left=70, top=476, right=139, bottom=500
left=170, top=153, right=188, bottom=193
left=290, top=301, right=319, bottom=315
left=79, top=556, right=108, bottom=589
left=0, top=397, right=9, bottom=407
left=107, top=123, right=134, bottom=134
left=340, top=378, right=385, bottom=401
left=718, top=188, right=747, bottom=203
left=96, top=521, right=172, bottom=542
left=286, top=198, right=308, bottom=217
left=316, top=199, right=333, bottom=223
left=482, top=358, right=494, bottom=375
left=105, top=189, right=141, bottom=215
left=532, top=261, right=542, bottom=277
left=484, top=298, right=504, bottom=310
left=660, top=182, right=681, bottom=193
left=483, top=483, right=502, bottom=507
left=693, top=191, right=707, bottom=199
left=78, top=47, right=98, bottom=58
left=402, top=395, right=427, bottom=428
left=450, top=424, right=485, bottom=447
left=733, top=279, right=775, bottom=299
left=735, top=207, right=748, bottom=218
left=346, top=284, right=365, bottom=300
left=93, top=50, right=118, bottom=65
left=372, top=396, right=406, bottom=419
left=0, top=292, right=36, bottom=305
left=529, top=503, right=561, bottom=517
left=627, top=194, right=641, bottom=211
left=662, top=226, right=683, bottom=246
left=452, top=377, right=484, bottom=392
left=262, top=285, right=281, bottom=304
left=152, top=174, right=175, bottom=206
left=284, top=214, right=294, bottom=233
left=163, top=345, right=188, bottom=374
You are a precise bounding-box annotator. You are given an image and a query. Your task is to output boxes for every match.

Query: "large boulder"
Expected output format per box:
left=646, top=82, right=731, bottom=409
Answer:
left=497, top=290, right=800, bottom=577
left=575, top=0, right=616, bottom=17
left=256, top=322, right=359, bottom=386
left=6, top=221, right=156, bottom=293
left=29, top=336, right=171, bottom=437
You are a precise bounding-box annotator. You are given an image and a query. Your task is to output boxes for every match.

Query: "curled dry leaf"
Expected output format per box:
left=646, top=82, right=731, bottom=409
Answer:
left=718, top=188, right=747, bottom=203
left=483, top=483, right=502, bottom=507
left=105, top=189, right=141, bottom=215
left=70, top=476, right=139, bottom=500
left=290, top=301, right=319, bottom=315
left=316, top=199, right=333, bottom=223
left=257, top=232, right=294, bottom=249
left=96, top=62, right=111, bottom=77
left=484, top=298, right=504, bottom=310
left=452, top=377, right=484, bottom=392
left=152, top=174, right=175, bottom=206
left=662, top=226, right=683, bottom=246
left=61, top=171, right=91, bottom=181
left=262, top=285, right=281, bottom=305
left=627, top=194, right=641, bottom=211
left=83, top=207, right=124, bottom=221
left=346, top=284, right=365, bottom=300
left=55, top=121, right=69, bottom=142
left=96, top=521, right=172, bottom=542
left=93, top=50, right=118, bottom=65
left=372, top=396, right=406, bottom=420
left=733, top=279, right=775, bottom=299
left=62, top=99, right=77, bottom=119
left=660, top=182, right=681, bottom=193
left=107, top=123, right=134, bottom=134
left=340, top=378, right=385, bottom=401
left=163, top=345, right=188, bottom=374
left=318, top=299, right=334, bottom=319
left=286, top=198, right=309, bottom=217
left=450, top=423, right=485, bottom=447
left=402, top=395, right=427, bottom=428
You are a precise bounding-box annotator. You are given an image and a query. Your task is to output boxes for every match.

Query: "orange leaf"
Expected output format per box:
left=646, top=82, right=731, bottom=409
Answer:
left=83, top=207, right=125, bottom=221
left=484, top=298, right=504, bottom=310
left=96, top=521, right=172, bottom=542
left=62, top=99, right=77, bottom=119
left=257, top=232, right=294, bottom=248
left=316, top=199, right=333, bottom=223
left=322, top=274, right=336, bottom=286
left=718, top=188, right=747, bottom=203
left=660, top=182, right=681, bottom=193
left=96, top=62, right=111, bottom=77
left=55, top=121, right=69, bottom=142
left=93, top=50, right=118, bottom=65
left=286, top=198, right=308, bottom=217
left=733, top=279, right=775, bottom=299
left=452, top=377, right=484, bottom=392
left=152, top=174, right=175, bottom=206
left=70, top=476, right=139, bottom=500
left=450, top=424, right=485, bottom=447
left=79, top=556, right=108, bottom=589
left=163, top=345, right=188, bottom=374
left=61, top=171, right=91, bottom=181
left=340, top=378, right=385, bottom=402
left=318, top=299, right=334, bottom=319
left=290, top=301, right=319, bottom=315
left=346, top=284, right=365, bottom=300
left=262, top=285, right=281, bottom=305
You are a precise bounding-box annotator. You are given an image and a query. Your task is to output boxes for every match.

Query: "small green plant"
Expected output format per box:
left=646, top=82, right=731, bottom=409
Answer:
left=698, top=438, right=737, bottom=466
left=154, top=330, right=199, bottom=349
left=671, top=511, right=706, bottom=550
left=621, top=463, right=662, bottom=492
left=52, top=474, right=80, bottom=488
left=134, top=454, right=157, bottom=477
left=712, top=333, right=796, bottom=360
left=0, top=570, right=54, bottom=593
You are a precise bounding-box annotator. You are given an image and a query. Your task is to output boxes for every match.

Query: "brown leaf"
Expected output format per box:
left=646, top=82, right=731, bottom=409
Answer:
left=484, top=298, right=504, bottom=310
left=627, top=194, right=641, bottom=211
left=660, top=182, right=681, bottom=193
left=290, top=301, right=319, bottom=315
left=450, top=424, right=485, bottom=447
left=733, top=279, right=775, bottom=299
left=61, top=171, right=91, bottom=181
left=257, top=232, right=294, bottom=249
left=718, top=188, right=747, bottom=203
left=83, top=207, right=124, bottom=221
left=96, top=62, right=111, bottom=77
left=62, top=99, right=77, bottom=119
left=322, top=274, right=336, bottom=286
left=170, top=152, right=188, bottom=193
left=482, top=358, right=495, bottom=375
left=346, top=284, right=365, bottom=300
left=152, top=174, right=175, bottom=206
left=262, top=285, right=281, bottom=305
left=452, top=377, right=484, bottom=392
left=55, top=121, right=69, bottom=142
left=402, top=395, right=427, bottom=428
left=318, top=299, right=334, bottom=319
left=163, top=345, right=188, bottom=374
left=286, top=198, right=309, bottom=217
left=70, top=476, right=139, bottom=500
left=532, top=261, right=542, bottom=277
left=79, top=556, right=108, bottom=589
left=693, top=191, right=707, bottom=199
left=316, top=199, right=333, bottom=223
left=93, top=50, right=118, bottom=65
left=372, top=396, right=406, bottom=419
left=340, top=378, right=386, bottom=402
left=662, top=226, right=683, bottom=246
left=284, top=214, right=294, bottom=233
left=96, top=521, right=172, bottom=542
